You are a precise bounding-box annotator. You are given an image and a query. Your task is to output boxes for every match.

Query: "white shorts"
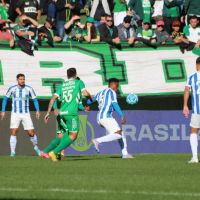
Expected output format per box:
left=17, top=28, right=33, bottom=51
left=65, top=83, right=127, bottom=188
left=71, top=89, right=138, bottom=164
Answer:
left=98, top=118, right=121, bottom=134
left=190, top=114, right=200, bottom=129
left=10, top=113, right=34, bottom=130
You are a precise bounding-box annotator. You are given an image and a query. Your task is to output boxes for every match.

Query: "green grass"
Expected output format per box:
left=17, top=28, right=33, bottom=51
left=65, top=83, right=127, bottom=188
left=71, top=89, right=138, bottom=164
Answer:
left=0, top=154, right=200, bottom=200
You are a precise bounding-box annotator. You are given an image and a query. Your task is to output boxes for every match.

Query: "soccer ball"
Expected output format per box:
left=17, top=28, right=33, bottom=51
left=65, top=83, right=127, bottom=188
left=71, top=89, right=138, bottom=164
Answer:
left=126, top=93, right=138, bottom=105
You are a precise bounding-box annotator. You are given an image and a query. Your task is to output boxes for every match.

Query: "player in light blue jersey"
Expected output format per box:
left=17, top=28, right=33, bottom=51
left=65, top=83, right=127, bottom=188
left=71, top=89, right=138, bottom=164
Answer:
left=183, top=57, right=200, bottom=163
left=0, top=74, right=41, bottom=157
left=88, top=78, right=133, bottom=159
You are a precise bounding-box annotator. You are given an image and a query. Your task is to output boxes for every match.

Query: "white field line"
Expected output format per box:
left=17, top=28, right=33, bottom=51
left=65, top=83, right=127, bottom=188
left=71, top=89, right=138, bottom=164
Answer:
left=0, top=188, right=199, bottom=197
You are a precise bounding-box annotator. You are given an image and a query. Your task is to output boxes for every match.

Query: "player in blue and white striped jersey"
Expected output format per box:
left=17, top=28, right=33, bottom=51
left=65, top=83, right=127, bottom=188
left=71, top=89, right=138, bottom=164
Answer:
left=183, top=57, right=200, bottom=163
left=0, top=73, right=41, bottom=157
left=88, top=78, right=133, bottom=159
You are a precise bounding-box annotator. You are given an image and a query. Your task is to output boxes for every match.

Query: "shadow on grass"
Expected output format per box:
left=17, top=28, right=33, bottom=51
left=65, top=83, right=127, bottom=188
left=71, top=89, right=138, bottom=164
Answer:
left=0, top=199, right=65, bottom=200
left=61, top=155, right=122, bottom=161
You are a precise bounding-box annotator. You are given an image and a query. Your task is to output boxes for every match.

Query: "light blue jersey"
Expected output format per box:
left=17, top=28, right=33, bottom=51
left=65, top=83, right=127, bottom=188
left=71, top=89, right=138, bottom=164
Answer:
left=5, top=85, right=37, bottom=113
left=94, top=88, right=119, bottom=120
left=186, top=72, right=200, bottom=114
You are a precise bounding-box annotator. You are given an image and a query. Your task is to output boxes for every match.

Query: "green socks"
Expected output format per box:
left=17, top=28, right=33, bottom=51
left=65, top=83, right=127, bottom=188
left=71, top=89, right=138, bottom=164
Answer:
left=53, top=135, right=73, bottom=155
left=43, top=137, right=61, bottom=153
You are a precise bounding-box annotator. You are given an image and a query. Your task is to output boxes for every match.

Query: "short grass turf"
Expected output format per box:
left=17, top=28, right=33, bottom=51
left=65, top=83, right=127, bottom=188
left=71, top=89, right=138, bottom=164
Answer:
left=0, top=154, right=200, bottom=200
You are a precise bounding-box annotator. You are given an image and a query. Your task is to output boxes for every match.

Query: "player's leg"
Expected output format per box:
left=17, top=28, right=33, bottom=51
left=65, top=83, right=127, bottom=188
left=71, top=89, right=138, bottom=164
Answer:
left=10, top=129, right=18, bottom=157
left=188, top=114, right=200, bottom=163
left=49, top=116, right=79, bottom=161
left=9, top=113, right=21, bottom=156
left=92, top=118, right=122, bottom=152
left=22, top=114, right=40, bottom=156
left=26, top=129, right=40, bottom=156
left=117, top=134, right=133, bottom=159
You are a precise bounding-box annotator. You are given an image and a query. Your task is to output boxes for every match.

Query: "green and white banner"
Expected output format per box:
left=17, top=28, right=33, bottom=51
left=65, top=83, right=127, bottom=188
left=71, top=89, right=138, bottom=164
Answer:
left=0, top=43, right=199, bottom=98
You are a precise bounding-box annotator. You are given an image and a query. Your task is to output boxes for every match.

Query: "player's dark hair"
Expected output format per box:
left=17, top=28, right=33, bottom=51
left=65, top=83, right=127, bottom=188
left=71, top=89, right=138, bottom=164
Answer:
left=190, top=16, right=198, bottom=21
left=106, top=15, right=112, bottom=19
left=196, top=57, right=200, bottom=65
left=108, top=78, right=119, bottom=85
left=67, top=68, right=77, bottom=79
left=16, top=73, right=25, bottom=79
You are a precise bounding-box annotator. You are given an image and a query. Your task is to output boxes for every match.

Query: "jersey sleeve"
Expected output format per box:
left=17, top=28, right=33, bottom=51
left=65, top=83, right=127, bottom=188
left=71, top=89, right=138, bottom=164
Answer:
left=79, top=80, right=86, bottom=92
left=29, top=87, right=37, bottom=99
left=186, top=75, right=192, bottom=88
left=54, top=85, right=62, bottom=98
left=5, top=87, right=14, bottom=98
left=110, top=90, right=118, bottom=103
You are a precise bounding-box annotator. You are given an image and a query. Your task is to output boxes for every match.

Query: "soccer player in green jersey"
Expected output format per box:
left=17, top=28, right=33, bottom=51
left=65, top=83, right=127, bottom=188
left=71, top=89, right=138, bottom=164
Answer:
left=41, top=68, right=91, bottom=161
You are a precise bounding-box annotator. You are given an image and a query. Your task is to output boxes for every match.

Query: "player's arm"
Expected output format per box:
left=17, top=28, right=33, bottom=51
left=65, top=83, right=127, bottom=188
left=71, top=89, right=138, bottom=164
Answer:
left=30, top=87, right=40, bottom=119
left=1, top=87, right=12, bottom=120
left=78, top=101, right=90, bottom=112
left=44, top=95, right=58, bottom=123
left=111, top=91, right=126, bottom=124
left=53, top=99, right=59, bottom=116
left=183, top=86, right=190, bottom=118
left=1, top=96, right=8, bottom=120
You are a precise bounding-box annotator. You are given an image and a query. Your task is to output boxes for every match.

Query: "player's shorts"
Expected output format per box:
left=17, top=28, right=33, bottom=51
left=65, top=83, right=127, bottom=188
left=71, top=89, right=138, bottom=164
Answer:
left=10, top=113, right=34, bottom=130
left=190, top=114, right=200, bottom=128
left=57, top=115, right=79, bottom=133
left=98, top=117, right=121, bottom=134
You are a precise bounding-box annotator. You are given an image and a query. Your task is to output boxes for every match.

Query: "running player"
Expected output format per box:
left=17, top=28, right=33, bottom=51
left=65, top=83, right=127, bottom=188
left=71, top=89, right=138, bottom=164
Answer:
left=183, top=57, right=200, bottom=163
left=89, top=78, right=133, bottom=159
left=0, top=73, right=40, bottom=156
left=41, top=68, right=91, bottom=161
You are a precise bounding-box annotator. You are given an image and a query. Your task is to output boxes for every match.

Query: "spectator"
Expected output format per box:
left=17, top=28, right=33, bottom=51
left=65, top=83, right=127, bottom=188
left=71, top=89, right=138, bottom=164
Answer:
left=0, top=3, right=8, bottom=19
left=98, top=15, right=120, bottom=45
left=113, top=0, right=127, bottom=26
left=0, top=19, right=14, bottom=48
left=16, top=0, right=41, bottom=21
left=64, top=15, right=84, bottom=41
left=155, top=19, right=172, bottom=44
left=182, top=16, right=200, bottom=50
left=117, top=15, right=136, bottom=45
left=82, top=16, right=100, bottom=42
left=13, top=14, right=38, bottom=55
left=55, top=0, right=76, bottom=38
left=152, top=0, right=164, bottom=20
left=183, top=0, right=200, bottom=25
left=38, top=18, right=62, bottom=47
left=90, top=0, right=112, bottom=27
left=7, top=0, right=18, bottom=22
left=55, top=0, right=66, bottom=38
left=171, top=19, right=189, bottom=53
left=47, top=0, right=57, bottom=21
left=162, top=0, right=183, bottom=34
left=136, top=20, right=157, bottom=47
left=128, top=0, right=156, bottom=26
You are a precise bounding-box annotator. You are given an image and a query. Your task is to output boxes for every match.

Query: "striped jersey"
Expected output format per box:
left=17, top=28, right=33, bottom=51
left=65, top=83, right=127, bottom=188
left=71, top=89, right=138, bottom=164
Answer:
left=5, top=84, right=37, bottom=113
left=186, top=72, right=200, bottom=114
left=94, top=88, right=118, bottom=119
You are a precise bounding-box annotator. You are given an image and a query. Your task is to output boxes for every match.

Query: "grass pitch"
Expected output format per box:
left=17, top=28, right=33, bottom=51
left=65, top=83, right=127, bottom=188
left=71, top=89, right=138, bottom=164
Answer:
left=0, top=154, right=200, bottom=200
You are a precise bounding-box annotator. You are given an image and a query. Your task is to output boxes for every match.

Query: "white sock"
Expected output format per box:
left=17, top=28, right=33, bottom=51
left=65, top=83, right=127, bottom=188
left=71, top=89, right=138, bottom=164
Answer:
left=96, top=133, right=122, bottom=143
left=10, top=135, right=17, bottom=154
left=118, top=133, right=128, bottom=156
left=190, top=133, right=198, bottom=160
left=30, top=135, right=39, bottom=149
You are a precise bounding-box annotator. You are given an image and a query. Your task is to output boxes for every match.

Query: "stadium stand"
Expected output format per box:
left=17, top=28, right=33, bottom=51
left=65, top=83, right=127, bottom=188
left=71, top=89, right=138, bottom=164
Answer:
left=0, top=0, right=199, bottom=55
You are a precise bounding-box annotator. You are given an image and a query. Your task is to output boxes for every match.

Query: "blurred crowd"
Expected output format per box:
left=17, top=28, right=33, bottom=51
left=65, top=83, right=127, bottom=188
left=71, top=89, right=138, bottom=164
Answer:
left=0, top=0, right=200, bottom=55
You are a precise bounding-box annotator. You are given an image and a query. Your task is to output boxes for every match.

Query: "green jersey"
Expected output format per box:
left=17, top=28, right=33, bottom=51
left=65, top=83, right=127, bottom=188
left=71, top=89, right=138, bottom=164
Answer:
left=55, top=79, right=86, bottom=116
